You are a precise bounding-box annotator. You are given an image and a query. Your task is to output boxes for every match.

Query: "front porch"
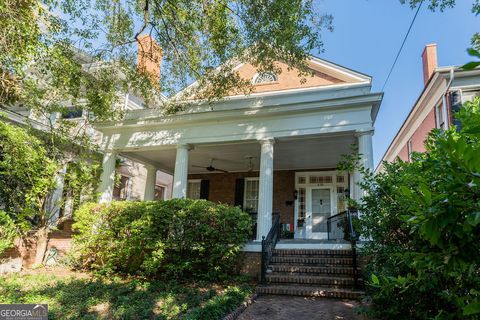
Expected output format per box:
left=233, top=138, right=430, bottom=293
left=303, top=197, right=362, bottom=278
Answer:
left=97, top=132, right=373, bottom=247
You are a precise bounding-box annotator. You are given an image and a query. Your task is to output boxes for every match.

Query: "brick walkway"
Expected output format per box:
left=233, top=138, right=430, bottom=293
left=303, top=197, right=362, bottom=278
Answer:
left=237, top=295, right=362, bottom=320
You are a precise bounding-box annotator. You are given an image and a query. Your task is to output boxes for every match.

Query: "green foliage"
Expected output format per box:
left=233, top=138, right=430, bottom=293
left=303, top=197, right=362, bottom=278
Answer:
left=0, top=210, right=16, bottom=255
left=0, top=119, right=58, bottom=229
left=351, top=98, right=480, bottom=319
left=1, top=0, right=332, bottom=117
left=0, top=270, right=253, bottom=319
left=72, top=199, right=252, bottom=280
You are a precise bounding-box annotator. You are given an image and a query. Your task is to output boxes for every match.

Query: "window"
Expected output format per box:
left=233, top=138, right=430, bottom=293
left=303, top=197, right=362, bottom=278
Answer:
left=435, top=102, right=446, bottom=130
left=462, top=89, right=480, bottom=102
left=187, top=180, right=201, bottom=199
left=253, top=72, right=277, bottom=84
left=154, top=185, right=166, bottom=200
left=243, top=178, right=259, bottom=213
left=407, top=139, right=413, bottom=162
left=113, top=175, right=131, bottom=200
left=297, top=187, right=306, bottom=220
left=62, top=106, right=83, bottom=119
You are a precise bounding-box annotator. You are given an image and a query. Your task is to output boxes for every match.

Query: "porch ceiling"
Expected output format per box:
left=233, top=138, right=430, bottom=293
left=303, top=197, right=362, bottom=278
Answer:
left=122, top=134, right=356, bottom=174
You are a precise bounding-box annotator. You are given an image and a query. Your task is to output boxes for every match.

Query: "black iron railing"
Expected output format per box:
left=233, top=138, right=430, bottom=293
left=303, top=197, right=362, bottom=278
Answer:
left=327, top=208, right=360, bottom=289
left=260, top=213, right=281, bottom=284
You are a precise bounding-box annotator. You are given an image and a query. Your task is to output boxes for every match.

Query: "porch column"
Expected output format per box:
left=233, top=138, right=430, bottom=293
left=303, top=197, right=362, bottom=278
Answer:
left=172, top=144, right=191, bottom=198
left=257, top=139, right=275, bottom=240
left=354, top=129, right=374, bottom=201
left=143, top=164, right=157, bottom=201
left=98, top=151, right=117, bottom=203
left=46, top=163, right=67, bottom=226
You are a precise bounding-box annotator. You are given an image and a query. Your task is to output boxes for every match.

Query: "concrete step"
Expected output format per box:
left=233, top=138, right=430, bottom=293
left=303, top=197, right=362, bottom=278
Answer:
left=273, top=249, right=353, bottom=257
left=266, top=274, right=358, bottom=287
left=269, top=264, right=358, bottom=275
left=270, top=256, right=353, bottom=266
left=256, top=284, right=364, bottom=299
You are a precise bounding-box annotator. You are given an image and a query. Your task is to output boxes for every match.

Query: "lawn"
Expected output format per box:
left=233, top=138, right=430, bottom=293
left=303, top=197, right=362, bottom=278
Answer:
left=0, top=267, right=253, bottom=320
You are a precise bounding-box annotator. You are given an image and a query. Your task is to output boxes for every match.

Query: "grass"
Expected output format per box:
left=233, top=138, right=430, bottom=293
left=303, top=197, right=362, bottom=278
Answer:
left=0, top=267, right=253, bottom=320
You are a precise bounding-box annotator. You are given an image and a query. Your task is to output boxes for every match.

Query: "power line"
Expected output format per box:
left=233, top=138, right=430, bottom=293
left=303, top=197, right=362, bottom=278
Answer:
left=381, top=0, right=424, bottom=92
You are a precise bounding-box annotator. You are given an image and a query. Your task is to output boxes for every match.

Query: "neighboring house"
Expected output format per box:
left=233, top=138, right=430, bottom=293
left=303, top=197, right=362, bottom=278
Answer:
left=0, top=37, right=174, bottom=224
left=95, top=53, right=383, bottom=249
left=378, top=44, right=480, bottom=171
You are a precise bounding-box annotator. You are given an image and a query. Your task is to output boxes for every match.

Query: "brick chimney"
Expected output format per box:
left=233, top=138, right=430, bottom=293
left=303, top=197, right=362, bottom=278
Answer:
left=137, top=34, right=162, bottom=86
left=421, top=43, right=438, bottom=86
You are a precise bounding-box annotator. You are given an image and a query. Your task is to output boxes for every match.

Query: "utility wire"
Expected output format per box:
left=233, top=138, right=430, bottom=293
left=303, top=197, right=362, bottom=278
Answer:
left=381, top=0, right=424, bottom=92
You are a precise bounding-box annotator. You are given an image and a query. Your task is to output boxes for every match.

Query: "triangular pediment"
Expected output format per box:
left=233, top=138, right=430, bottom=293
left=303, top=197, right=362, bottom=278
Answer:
left=174, top=56, right=371, bottom=99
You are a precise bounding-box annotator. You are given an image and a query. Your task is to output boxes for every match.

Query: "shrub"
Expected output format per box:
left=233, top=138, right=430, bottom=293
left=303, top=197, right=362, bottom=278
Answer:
left=0, top=120, right=58, bottom=229
left=351, top=99, right=480, bottom=319
left=72, top=199, right=252, bottom=280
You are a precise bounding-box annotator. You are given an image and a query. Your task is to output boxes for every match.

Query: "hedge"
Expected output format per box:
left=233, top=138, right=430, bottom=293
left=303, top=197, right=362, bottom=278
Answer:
left=72, top=199, right=252, bottom=280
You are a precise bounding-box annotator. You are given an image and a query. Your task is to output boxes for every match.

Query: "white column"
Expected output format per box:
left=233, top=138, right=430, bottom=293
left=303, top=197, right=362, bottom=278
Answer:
left=172, top=144, right=191, bottom=199
left=257, top=139, right=275, bottom=240
left=143, top=164, right=157, bottom=201
left=47, top=164, right=67, bottom=226
left=354, top=129, right=374, bottom=201
left=98, top=151, right=117, bottom=203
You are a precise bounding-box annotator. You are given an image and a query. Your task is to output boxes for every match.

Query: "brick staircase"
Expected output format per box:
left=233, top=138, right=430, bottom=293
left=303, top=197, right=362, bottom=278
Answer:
left=256, top=248, right=364, bottom=299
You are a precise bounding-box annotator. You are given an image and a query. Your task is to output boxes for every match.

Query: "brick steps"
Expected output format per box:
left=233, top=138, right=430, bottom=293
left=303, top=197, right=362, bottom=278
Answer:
left=257, top=284, right=364, bottom=299
left=269, top=264, right=359, bottom=275
left=266, top=274, right=358, bottom=287
left=257, top=248, right=364, bottom=299
left=270, top=256, right=353, bottom=265
left=272, top=249, right=353, bottom=256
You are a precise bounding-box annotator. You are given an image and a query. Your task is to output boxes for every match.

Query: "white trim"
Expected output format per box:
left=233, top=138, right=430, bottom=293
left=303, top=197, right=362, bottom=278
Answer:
left=294, top=171, right=348, bottom=239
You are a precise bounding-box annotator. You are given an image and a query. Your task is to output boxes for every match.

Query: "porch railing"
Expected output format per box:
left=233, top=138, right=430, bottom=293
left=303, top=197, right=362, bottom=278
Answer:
left=327, top=208, right=360, bottom=289
left=260, top=213, right=281, bottom=284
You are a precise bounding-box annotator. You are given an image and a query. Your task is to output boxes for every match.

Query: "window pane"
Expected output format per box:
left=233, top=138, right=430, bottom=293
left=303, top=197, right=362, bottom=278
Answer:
left=187, top=181, right=201, bottom=199
left=244, top=179, right=259, bottom=212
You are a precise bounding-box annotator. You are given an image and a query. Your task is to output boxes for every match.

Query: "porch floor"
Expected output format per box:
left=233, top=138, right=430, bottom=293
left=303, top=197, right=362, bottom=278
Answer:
left=242, top=239, right=352, bottom=252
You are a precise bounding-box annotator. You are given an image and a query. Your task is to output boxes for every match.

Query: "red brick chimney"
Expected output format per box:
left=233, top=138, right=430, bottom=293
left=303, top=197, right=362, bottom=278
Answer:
left=137, top=34, right=162, bottom=86
left=421, top=43, right=438, bottom=86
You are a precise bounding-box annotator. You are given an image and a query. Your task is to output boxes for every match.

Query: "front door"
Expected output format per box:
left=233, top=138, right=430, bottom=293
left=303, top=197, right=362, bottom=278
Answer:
left=306, top=187, right=332, bottom=239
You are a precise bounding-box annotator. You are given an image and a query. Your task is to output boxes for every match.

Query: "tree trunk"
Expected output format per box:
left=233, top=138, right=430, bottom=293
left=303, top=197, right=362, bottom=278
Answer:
left=33, top=227, right=49, bottom=266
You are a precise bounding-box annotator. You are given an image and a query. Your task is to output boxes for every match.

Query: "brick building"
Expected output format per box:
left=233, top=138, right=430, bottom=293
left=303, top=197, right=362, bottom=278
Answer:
left=377, top=44, right=480, bottom=171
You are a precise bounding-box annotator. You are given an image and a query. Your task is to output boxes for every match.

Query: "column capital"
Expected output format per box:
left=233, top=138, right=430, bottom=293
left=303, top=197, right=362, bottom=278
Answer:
left=144, top=163, right=157, bottom=171
left=355, top=128, right=374, bottom=137
left=258, top=138, right=275, bottom=146
left=177, top=144, right=194, bottom=151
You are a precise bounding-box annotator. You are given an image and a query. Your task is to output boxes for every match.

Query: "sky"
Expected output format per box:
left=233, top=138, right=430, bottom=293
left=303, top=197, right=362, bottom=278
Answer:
left=310, top=0, right=478, bottom=167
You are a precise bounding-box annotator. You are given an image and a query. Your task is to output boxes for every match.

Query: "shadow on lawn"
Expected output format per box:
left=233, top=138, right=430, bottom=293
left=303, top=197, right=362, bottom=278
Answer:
left=3, top=274, right=247, bottom=320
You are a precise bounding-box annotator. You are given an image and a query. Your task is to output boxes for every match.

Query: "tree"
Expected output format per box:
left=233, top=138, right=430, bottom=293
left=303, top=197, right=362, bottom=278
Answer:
left=1, top=0, right=332, bottom=117
left=344, top=99, right=480, bottom=319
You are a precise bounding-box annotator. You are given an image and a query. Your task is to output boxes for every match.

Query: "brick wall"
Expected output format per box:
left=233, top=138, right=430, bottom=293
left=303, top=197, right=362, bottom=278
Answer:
left=0, top=220, right=74, bottom=273
left=397, top=108, right=436, bottom=162
left=188, top=170, right=296, bottom=226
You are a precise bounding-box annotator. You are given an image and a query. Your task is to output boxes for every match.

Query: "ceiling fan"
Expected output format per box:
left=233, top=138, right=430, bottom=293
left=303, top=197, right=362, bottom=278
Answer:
left=192, top=158, right=229, bottom=173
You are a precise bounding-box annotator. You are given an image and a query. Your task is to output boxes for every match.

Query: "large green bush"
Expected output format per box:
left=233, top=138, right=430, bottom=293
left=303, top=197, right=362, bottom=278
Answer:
left=351, top=99, right=480, bottom=319
left=72, top=199, right=252, bottom=280
left=0, top=120, right=58, bottom=247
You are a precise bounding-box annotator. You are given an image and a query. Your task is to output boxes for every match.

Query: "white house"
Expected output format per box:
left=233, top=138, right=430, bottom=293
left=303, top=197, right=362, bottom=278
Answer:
left=95, top=56, right=383, bottom=248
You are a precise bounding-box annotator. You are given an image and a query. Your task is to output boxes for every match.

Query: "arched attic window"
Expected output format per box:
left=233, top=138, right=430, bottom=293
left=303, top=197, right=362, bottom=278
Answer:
left=253, top=72, right=278, bottom=84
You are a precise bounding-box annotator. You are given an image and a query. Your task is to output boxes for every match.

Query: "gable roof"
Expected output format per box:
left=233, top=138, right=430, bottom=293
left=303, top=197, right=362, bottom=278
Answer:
left=173, top=55, right=371, bottom=99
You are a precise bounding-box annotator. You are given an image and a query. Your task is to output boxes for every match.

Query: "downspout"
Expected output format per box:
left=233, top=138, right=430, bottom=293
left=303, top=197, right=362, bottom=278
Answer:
left=442, top=68, right=455, bottom=128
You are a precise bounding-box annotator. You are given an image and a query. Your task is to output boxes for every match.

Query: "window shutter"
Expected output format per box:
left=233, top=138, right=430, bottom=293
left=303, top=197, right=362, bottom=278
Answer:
left=200, top=180, right=210, bottom=200
left=234, top=178, right=245, bottom=208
